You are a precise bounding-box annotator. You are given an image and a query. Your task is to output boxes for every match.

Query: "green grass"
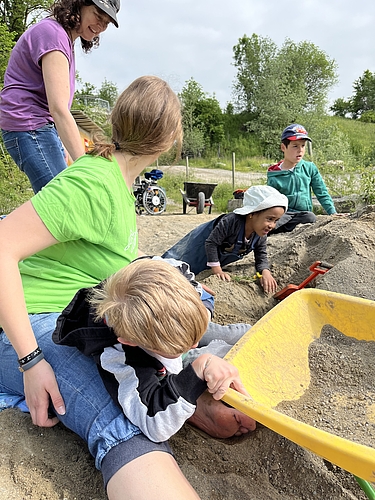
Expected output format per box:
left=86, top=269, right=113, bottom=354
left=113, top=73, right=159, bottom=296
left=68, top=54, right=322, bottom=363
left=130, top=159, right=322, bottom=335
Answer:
left=331, top=116, right=375, bottom=157
left=210, top=181, right=240, bottom=213
left=0, top=153, right=33, bottom=214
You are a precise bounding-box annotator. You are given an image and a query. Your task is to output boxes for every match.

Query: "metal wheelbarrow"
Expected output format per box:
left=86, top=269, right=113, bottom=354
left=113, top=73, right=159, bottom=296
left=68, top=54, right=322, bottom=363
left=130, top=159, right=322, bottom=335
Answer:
left=223, top=289, right=375, bottom=495
left=180, top=181, right=217, bottom=214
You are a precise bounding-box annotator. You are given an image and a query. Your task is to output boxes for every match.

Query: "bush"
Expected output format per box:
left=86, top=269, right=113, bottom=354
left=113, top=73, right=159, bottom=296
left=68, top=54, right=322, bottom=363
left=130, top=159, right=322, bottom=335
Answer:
left=359, top=111, right=375, bottom=123
left=0, top=148, right=32, bottom=214
left=211, top=182, right=238, bottom=212
left=360, top=166, right=375, bottom=204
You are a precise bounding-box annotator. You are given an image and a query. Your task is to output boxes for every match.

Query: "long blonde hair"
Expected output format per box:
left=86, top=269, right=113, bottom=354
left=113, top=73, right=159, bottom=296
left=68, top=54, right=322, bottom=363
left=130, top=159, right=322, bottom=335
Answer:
left=89, top=259, right=209, bottom=355
left=89, top=76, right=183, bottom=160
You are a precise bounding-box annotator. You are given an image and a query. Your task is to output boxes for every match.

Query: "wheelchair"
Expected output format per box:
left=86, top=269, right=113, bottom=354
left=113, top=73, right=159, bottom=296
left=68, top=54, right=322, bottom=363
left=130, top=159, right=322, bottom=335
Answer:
left=133, top=169, right=167, bottom=215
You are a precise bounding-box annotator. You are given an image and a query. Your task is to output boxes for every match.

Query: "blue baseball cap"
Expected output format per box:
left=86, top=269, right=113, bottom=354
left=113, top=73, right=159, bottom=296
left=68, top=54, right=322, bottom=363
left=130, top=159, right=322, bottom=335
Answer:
left=281, top=124, right=312, bottom=142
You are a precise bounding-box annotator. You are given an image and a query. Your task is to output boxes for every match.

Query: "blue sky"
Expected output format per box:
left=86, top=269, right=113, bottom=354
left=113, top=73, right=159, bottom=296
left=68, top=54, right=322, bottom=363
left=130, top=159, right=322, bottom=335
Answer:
left=75, top=0, right=375, bottom=109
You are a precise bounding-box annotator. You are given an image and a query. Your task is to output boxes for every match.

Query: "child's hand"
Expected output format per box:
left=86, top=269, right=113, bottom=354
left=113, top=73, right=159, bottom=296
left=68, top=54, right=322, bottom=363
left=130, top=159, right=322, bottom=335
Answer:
left=192, top=354, right=250, bottom=400
left=201, top=283, right=216, bottom=296
left=260, top=269, right=278, bottom=294
left=211, top=266, right=231, bottom=281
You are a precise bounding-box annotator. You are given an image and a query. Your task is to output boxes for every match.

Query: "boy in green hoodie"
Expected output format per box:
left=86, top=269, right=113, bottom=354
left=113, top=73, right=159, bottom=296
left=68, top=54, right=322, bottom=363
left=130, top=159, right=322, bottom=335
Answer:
left=267, top=123, right=337, bottom=234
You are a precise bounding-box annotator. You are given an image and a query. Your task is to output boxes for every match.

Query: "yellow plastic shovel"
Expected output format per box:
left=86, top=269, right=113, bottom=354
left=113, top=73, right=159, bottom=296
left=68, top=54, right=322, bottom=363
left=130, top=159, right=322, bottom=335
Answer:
left=223, top=288, right=375, bottom=483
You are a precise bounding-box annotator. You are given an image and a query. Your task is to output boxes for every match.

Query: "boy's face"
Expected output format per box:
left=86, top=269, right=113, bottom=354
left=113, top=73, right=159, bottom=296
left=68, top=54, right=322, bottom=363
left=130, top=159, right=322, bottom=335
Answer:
left=147, top=343, right=199, bottom=359
left=250, top=207, right=285, bottom=237
left=281, top=139, right=306, bottom=165
left=117, top=337, right=199, bottom=359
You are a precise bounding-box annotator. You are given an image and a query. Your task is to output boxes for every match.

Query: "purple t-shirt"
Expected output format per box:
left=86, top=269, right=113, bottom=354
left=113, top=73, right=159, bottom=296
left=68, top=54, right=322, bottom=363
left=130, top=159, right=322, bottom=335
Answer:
left=0, top=18, right=75, bottom=131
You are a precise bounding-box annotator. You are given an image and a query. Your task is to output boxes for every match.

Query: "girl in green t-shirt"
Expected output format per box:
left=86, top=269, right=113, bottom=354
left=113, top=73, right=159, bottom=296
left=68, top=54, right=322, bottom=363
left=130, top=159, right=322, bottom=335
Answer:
left=0, top=75, right=255, bottom=500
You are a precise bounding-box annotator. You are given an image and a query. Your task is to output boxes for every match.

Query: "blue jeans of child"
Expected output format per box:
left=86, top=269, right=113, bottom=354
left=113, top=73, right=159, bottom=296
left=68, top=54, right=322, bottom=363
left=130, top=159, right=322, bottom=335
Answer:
left=2, top=123, right=67, bottom=194
left=0, top=313, right=171, bottom=487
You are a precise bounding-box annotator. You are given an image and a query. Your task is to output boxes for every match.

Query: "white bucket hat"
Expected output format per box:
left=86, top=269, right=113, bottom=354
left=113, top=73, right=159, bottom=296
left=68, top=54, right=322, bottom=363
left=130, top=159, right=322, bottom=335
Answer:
left=233, top=185, right=288, bottom=215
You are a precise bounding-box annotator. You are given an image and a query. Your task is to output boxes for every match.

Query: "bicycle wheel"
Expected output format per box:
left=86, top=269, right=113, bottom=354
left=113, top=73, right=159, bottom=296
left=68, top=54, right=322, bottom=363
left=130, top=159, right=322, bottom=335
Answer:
left=142, top=186, right=167, bottom=215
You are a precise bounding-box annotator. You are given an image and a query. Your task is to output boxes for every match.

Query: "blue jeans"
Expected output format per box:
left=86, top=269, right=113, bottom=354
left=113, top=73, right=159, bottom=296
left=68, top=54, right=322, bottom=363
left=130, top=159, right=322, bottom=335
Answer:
left=0, top=313, right=170, bottom=485
left=270, top=210, right=317, bottom=234
left=2, top=124, right=67, bottom=193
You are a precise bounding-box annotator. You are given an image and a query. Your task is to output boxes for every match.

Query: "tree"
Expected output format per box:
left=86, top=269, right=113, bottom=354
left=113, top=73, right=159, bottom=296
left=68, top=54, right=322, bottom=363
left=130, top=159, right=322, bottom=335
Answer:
left=232, top=34, right=338, bottom=155
left=330, top=97, right=352, bottom=118
left=179, top=78, right=224, bottom=157
left=278, top=39, right=338, bottom=111
left=233, top=34, right=337, bottom=115
left=359, top=110, right=375, bottom=123
left=350, top=70, right=375, bottom=119
left=75, top=77, right=119, bottom=110
left=75, top=81, right=97, bottom=99
left=194, top=97, right=224, bottom=147
left=232, top=34, right=277, bottom=113
left=0, top=0, right=49, bottom=40
left=330, top=70, right=375, bottom=120
left=72, top=76, right=119, bottom=135
left=97, top=78, right=118, bottom=108
left=0, top=22, right=15, bottom=86
left=179, top=79, right=205, bottom=157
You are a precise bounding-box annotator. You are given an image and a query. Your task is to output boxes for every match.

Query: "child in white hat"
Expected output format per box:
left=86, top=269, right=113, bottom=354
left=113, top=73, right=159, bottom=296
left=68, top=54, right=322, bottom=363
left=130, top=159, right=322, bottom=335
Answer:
left=163, top=185, right=288, bottom=294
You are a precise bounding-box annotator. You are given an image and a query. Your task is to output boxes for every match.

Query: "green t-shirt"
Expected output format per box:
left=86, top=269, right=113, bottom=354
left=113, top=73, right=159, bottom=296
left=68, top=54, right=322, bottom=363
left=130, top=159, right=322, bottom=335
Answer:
left=20, top=155, right=138, bottom=313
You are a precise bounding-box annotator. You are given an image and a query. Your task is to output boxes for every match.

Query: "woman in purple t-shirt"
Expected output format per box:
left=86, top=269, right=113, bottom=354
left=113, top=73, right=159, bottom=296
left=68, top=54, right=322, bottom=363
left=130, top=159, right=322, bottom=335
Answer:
left=0, top=0, right=120, bottom=193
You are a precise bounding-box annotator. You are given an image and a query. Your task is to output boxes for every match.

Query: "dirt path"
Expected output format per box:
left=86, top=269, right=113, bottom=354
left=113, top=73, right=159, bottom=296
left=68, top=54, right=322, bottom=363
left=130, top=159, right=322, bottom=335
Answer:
left=161, top=164, right=267, bottom=185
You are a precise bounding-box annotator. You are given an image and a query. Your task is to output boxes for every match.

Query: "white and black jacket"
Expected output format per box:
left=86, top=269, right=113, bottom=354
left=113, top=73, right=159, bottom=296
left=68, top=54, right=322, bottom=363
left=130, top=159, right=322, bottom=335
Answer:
left=53, top=257, right=210, bottom=442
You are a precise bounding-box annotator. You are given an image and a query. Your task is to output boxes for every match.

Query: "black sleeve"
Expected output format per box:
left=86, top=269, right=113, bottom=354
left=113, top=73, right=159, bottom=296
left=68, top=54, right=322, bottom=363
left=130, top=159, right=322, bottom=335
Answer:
left=101, top=345, right=207, bottom=442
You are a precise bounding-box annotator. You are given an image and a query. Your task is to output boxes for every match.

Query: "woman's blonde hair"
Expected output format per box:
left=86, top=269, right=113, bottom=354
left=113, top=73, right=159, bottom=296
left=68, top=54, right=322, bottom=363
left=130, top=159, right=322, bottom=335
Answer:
left=90, top=76, right=183, bottom=160
left=89, top=259, right=209, bottom=355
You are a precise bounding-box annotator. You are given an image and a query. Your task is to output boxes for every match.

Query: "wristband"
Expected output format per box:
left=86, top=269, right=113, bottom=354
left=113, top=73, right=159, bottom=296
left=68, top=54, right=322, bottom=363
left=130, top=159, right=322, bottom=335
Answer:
left=18, top=347, right=45, bottom=372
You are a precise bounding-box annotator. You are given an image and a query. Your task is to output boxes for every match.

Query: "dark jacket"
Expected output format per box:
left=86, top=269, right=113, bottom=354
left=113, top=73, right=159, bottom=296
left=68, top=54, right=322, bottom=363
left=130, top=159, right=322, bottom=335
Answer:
left=162, top=213, right=268, bottom=275
left=205, top=212, right=268, bottom=271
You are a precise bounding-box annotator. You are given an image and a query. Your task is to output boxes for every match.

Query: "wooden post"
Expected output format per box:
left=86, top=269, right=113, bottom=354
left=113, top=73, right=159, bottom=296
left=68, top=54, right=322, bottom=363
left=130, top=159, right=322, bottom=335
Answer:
left=232, top=152, right=236, bottom=191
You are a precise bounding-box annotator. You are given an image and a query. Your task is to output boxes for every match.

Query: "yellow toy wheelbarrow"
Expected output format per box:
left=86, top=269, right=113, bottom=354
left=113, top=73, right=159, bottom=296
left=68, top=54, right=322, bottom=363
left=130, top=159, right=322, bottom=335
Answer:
left=223, top=289, right=375, bottom=497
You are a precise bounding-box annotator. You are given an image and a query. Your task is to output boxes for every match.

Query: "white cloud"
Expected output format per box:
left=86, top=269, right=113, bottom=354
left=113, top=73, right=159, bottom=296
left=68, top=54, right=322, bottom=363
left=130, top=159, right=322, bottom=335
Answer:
left=75, top=0, right=375, bottom=108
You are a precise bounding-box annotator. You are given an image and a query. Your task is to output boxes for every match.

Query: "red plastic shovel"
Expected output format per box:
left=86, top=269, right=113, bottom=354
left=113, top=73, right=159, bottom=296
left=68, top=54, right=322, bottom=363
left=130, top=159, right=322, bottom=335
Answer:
left=273, top=260, right=333, bottom=300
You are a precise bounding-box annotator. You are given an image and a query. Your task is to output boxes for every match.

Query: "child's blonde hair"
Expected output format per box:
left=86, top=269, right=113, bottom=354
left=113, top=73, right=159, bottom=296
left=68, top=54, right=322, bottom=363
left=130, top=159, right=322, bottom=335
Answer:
left=90, top=75, right=183, bottom=160
left=89, top=259, right=209, bottom=355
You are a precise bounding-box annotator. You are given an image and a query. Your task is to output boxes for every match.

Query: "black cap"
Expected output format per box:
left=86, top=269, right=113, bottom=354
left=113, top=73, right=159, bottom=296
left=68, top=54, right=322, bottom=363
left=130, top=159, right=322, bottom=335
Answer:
left=92, top=0, right=120, bottom=27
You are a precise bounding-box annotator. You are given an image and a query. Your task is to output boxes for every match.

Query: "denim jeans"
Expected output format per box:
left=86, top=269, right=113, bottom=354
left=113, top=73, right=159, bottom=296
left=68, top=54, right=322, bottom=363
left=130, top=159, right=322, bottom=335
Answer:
left=0, top=313, right=171, bottom=478
left=270, top=210, right=317, bottom=234
left=2, top=123, right=67, bottom=194
left=183, top=321, right=252, bottom=366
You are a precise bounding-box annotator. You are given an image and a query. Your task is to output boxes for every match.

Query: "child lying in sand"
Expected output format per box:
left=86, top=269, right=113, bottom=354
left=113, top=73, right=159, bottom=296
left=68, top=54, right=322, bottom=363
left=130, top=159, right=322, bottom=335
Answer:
left=162, top=185, right=288, bottom=294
